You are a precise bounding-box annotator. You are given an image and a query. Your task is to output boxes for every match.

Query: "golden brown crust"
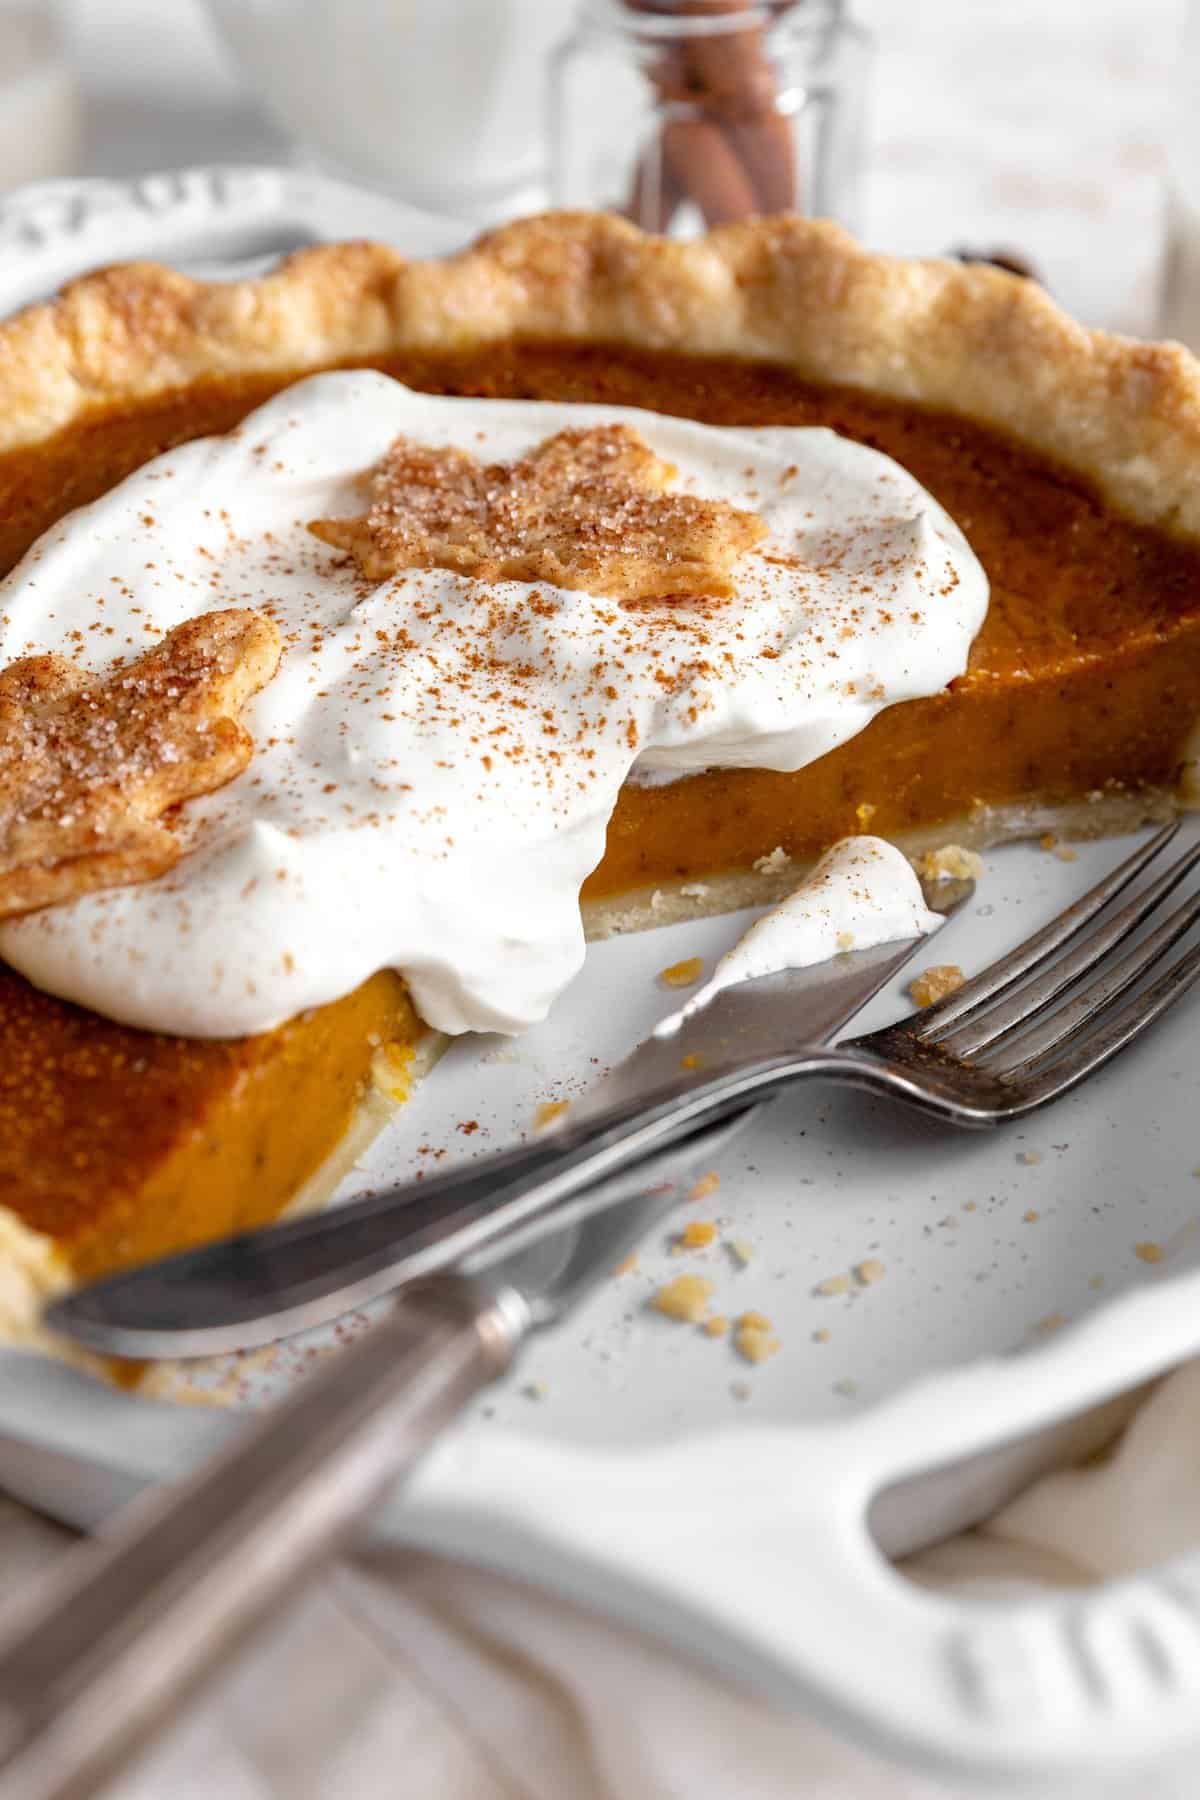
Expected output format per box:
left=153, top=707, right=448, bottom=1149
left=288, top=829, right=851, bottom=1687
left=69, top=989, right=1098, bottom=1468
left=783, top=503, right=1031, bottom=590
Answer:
left=0, top=609, right=281, bottom=918
left=3, top=213, right=1200, bottom=535
left=310, top=421, right=765, bottom=599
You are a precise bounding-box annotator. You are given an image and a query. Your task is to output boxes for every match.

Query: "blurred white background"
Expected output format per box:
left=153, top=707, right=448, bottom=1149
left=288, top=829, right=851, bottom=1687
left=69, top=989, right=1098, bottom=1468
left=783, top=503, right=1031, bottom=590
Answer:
left=1, top=0, right=1190, bottom=332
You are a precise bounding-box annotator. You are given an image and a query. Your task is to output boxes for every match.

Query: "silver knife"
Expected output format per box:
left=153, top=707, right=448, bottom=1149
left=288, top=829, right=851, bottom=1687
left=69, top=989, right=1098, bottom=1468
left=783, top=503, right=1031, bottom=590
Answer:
left=49, top=873, right=971, bottom=1360
left=0, top=901, right=966, bottom=1800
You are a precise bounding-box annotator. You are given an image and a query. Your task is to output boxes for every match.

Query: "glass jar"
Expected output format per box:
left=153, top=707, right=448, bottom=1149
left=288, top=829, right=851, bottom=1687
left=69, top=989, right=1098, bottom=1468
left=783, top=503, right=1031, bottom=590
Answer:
left=0, top=2, right=80, bottom=192
left=551, top=0, right=871, bottom=235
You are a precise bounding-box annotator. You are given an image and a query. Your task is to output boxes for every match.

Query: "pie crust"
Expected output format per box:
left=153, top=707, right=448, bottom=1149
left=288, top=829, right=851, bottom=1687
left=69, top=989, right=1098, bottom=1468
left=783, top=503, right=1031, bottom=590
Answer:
left=5, top=210, right=1200, bottom=536
left=1, top=211, right=1199, bottom=1366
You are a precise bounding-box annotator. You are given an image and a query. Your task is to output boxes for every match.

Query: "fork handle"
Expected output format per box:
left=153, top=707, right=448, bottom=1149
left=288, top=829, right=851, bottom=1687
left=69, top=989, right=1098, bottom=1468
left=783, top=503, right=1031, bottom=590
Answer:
left=0, top=1276, right=524, bottom=1800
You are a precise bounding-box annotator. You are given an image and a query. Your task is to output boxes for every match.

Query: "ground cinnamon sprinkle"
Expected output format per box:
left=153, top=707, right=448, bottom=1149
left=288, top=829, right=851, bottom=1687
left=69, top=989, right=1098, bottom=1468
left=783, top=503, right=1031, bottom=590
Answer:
left=311, top=423, right=765, bottom=602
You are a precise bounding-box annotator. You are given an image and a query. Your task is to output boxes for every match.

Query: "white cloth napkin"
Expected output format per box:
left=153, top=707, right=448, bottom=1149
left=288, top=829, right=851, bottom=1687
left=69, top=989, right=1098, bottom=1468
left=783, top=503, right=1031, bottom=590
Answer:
left=57, top=1358, right=1199, bottom=1799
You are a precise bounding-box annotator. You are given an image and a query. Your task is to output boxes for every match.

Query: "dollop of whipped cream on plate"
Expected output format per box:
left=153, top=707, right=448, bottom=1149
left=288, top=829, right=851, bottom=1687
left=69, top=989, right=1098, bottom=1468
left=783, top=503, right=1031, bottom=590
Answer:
left=655, top=836, right=944, bottom=1035
left=0, top=373, right=986, bottom=1038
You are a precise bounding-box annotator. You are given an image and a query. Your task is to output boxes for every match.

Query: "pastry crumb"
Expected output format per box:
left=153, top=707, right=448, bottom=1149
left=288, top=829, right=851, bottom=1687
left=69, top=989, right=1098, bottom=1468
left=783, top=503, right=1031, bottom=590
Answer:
left=855, top=802, right=877, bottom=829
left=312, top=422, right=766, bottom=599
left=908, top=964, right=965, bottom=1008
left=753, top=846, right=792, bottom=875
left=1054, top=845, right=1078, bottom=862
left=914, top=844, right=984, bottom=883
left=854, top=1258, right=886, bottom=1286
left=659, top=955, right=704, bottom=989
left=734, top=1311, right=779, bottom=1364
left=1037, top=1313, right=1068, bottom=1333
left=702, top=1314, right=729, bottom=1338
left=962, top=1200, right=978, bottom=1212
left=1023, top=1209, right=1040, bottom=1224
left=689, top=1171, right=721, bottom=1202
left=730, top=1380, right=752, bottom=1401
left=1018, top=1149, right=1043, bottom=1166
left=676, top=1219, right=718, bottom=1251
left=1039, top=832, right=1058, bottom=851
left=651, top=1274, right=715, bottom=1322
left=680, top=881, right=709, bottom=899
left=727, top=1238, right=753, bottom=1267
left=613, top=1253, right=638, bottom=1278
left=836, top=930, right=855, bottom=951
left=812, top=1327, right=830, bottom=1343
left=680, top=1052, right=702, bottom=1070
left=1135, top=1241, right=1165, bottom=1264
left=533, top=1098, right=570, bottom=1130
left=815, top=1273, right=850, bottom=1297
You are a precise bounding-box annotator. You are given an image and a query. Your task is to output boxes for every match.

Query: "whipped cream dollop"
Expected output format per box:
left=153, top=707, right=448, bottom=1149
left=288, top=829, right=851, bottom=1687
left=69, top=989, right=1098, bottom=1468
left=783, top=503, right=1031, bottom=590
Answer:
left=655, top=836, right=944, bottom=1035
left=0, top=374, right=986, bottom=1038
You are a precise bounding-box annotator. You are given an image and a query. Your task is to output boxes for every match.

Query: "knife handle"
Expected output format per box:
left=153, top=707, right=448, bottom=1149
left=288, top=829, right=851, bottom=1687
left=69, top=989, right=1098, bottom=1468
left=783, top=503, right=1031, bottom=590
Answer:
left=0, top=1276, right=524, bottom=1800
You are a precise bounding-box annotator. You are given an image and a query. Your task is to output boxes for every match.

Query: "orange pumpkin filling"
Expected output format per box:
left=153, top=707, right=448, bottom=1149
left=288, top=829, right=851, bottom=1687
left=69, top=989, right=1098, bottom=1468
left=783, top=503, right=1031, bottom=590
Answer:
left=1, top=342, right=1197, bottom=1276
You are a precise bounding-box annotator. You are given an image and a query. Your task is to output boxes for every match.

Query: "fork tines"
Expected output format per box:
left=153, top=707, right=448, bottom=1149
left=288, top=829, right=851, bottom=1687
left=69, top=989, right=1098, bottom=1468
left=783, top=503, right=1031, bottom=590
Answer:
left=909, top=821, right=1200, bottom=1111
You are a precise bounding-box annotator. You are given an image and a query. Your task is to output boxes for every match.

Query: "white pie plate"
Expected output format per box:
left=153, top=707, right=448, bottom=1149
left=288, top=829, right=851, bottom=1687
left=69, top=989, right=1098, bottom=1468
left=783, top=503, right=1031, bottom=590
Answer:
left=4, top=170, right=1200, bottom=1789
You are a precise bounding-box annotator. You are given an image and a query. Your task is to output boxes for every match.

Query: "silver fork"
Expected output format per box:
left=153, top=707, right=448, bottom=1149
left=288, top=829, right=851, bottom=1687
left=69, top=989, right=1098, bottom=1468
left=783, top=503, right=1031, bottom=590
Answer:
left=51, top=821, right=1200, bottom=1360
left=827, top=817, right=1200, bottom=1123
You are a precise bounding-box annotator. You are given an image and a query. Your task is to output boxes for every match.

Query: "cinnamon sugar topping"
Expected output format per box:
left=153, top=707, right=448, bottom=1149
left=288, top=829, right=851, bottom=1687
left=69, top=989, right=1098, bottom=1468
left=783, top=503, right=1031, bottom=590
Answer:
left=0, top=610, right=280, bottom=919
left=310, top=424, right=766, bottom=602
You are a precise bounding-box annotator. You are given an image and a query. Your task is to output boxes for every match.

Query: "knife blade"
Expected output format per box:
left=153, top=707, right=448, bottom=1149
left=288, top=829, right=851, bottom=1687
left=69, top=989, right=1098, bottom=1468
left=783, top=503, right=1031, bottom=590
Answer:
left=48, top=875, right=970, bottom=1360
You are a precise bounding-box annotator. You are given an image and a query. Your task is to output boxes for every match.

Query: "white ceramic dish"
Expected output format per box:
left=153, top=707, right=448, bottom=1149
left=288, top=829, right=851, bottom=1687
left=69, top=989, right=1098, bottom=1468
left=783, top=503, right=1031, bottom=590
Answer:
left=4, top=171, right=1200, bottom=1788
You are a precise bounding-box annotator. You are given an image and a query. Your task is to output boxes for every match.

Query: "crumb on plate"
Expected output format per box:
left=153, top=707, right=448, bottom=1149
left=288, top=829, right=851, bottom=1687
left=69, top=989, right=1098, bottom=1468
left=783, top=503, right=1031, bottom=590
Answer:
left=651, top=1274, right=715, bottom=1322
left=908, top=964, right=965, bottom=1008
left=854, top=1258, right=885, bottom=1286
left=734, top=1310, right=780, bottom=1364
left=913, top=844, right=985, bottom=883
left=659, top=955, right=704, bottom=989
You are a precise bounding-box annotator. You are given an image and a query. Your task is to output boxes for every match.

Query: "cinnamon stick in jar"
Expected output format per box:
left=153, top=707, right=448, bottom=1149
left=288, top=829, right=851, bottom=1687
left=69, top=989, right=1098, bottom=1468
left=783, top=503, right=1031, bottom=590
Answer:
left=624, top=0, right=798, bottom=232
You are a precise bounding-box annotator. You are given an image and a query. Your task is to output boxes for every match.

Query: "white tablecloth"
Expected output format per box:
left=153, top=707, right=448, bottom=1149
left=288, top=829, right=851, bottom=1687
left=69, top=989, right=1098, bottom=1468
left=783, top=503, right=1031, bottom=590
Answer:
left=4, top=1, right=1198, bottom=1792
left=2, top=1360, right=1194, bottom=1799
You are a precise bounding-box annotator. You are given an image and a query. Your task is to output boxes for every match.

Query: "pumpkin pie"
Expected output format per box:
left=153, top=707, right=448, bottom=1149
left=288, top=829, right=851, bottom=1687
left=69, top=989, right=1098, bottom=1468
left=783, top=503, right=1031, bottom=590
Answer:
left=0, top=212, right=1197, bottom=1341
